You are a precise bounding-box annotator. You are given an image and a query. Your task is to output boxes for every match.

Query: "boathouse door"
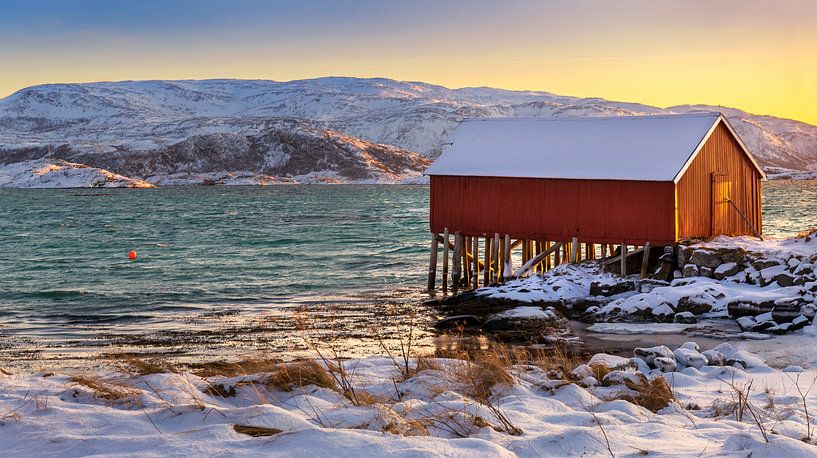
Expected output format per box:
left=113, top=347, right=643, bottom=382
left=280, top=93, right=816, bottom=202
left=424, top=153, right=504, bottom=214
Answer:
left=711, top=173, right=732, bottom=236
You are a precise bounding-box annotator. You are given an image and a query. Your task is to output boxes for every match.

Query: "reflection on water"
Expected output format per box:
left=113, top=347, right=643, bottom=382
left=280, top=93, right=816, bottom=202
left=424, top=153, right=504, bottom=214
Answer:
left=0, top=181, right=814, bottom=369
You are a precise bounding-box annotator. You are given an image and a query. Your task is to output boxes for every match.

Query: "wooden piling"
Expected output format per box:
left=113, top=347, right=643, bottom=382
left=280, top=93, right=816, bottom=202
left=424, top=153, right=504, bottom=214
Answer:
left=472, top=237, right=479, bottom=288
left=640, top=242, right=651, bottom=279
left=427, top=233, right=438, bottom=291
left=620, top=241, right=627, bottom=277
left=441, top=229, right=449, bottom=293
left=452, top=233, right=462, bottom=293
left=483, top=236, right=492, bottom=286
left=503, top=234, right=511, bottom=281
left=462, top=236, right=470, bottom=288
left=570, top=237, right=579, bottom=263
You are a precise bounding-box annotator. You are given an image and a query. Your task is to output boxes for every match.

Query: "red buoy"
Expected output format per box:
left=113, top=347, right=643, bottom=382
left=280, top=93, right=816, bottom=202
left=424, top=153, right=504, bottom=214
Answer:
left=128, top=250, right=137, bottom=261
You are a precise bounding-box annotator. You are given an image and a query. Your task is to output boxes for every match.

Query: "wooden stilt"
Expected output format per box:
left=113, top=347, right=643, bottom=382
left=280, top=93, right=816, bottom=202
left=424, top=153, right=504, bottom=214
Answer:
left=452, top=233, right=462, bottom=293
left=620, top=241, right=628, bottom=277
left=545, top=241, right=551, bottom=271
left=640, top=242, right=651, bottom=279
left=492, top=233, right=500, bottom=284
left=472, top=237, right=480, bottom=288
left=463, top=236, right=471, bottom=288
left=483, top=236, right=491, bottom=286
left=554, top=242, right=561, bottom=265
left=441, top=228, right=449, bottom=293
left=427, top=233, right=438, bottom=291
left=570, top=237, right=579, bottom=263
left=585, top=243, right=594, bottom=260
left=512, top=241, right=564, bottom=278
left=502, top=234, right=511, bottom=282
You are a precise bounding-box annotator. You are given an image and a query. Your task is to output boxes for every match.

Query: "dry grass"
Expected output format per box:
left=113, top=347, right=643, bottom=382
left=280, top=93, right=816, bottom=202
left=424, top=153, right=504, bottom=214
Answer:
left=265, top=360, right=338, bottom=392
left=796, top=227, right=817, bottom=240
left=190, top=358, right=283, bottom=378
left=622, top=375, right=675, bottom=413
left=458, top=354, right=515, bottom=401
left=0, top=367, right=13, bottom=376
left=72, top=375, right=143, bottom=403
left=415, top=355, right=443, bottom=373
left=116, top=355, right=178, bottom=376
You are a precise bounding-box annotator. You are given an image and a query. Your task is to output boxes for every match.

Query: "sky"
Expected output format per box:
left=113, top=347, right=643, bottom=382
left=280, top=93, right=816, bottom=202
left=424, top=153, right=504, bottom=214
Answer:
left=1, top=0, right=816, bottom=125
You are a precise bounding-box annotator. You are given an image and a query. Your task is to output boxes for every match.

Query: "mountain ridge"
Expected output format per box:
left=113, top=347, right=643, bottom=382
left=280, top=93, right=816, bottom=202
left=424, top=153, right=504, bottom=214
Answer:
left=1, top=77, right=815, bottom=187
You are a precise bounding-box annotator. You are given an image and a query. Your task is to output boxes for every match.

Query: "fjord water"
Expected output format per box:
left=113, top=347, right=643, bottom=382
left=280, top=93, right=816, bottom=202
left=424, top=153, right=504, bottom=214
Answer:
left=0, top=182, right=815, bottom=367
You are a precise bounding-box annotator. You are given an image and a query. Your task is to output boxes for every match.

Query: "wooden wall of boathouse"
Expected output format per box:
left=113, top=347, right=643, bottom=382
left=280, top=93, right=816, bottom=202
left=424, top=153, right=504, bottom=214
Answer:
left=430, top=176, right=677, bottom=246
left=675, top=122, right=763, bottom=239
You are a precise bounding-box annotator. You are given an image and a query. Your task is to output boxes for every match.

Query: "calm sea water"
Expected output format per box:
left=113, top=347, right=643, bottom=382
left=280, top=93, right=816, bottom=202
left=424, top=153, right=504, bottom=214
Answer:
left=1, top=181, right=815, bottom=368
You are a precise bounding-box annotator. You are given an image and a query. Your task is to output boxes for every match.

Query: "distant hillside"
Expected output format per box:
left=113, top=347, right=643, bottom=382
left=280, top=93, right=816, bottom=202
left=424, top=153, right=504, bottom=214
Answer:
left=0, top=77, right=815, bottom=186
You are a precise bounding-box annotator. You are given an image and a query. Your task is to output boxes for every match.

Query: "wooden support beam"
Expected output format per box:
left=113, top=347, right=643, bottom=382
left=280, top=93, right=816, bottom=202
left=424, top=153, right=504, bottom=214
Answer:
left=545, top=241, right=551, bottom=271
left=427, top=233, right=438, bottom=291
left=570, top=237, right=579, bottom=263
left=436, top=234, right=484, bottom=269
left=502, top=234, right=511, bottom=282
left=462, top=236, right=470, bottom=288
left=483, top=236, right=491, bottom=286
left=452, top=233, right=463, bottom=293
left=472, top=237, right=479, bottom=288
left=512, top=242, right=564, bottom=278
left=441, top=228, right=449, bottom=293
left=585, top=243, right=594, bottom=261
left=492, top=233, right=500, bottom=284
left=600, top=246, right=645, bottom=265
left=620, top=242, right=627, bottom=277
left=640, top=242, right=651, bottom=279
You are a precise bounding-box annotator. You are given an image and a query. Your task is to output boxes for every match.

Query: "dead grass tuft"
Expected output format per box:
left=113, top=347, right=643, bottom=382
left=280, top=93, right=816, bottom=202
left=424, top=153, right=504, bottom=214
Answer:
left=117, top=355, right=178, bottom=376
left=458, top=354, right=514, bottom=401
left=72, top=375, right=142, bottom=403
left=190, top=358, right=283, bottom=378
left=415, top=355, right=443, bottom=373
left=265, top=360, right=337, bottom=392
left=623, top=375, right=674, bottom=413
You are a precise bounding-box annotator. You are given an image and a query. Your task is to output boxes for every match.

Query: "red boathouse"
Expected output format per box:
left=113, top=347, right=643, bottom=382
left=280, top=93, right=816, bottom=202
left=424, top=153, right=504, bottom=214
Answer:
left=423, top=113, right=765, bottom=291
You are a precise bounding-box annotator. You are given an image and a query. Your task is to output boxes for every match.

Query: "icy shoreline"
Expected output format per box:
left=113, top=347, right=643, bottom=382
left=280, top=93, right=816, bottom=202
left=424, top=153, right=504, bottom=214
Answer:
left=2, top=341, right=817, bottom=457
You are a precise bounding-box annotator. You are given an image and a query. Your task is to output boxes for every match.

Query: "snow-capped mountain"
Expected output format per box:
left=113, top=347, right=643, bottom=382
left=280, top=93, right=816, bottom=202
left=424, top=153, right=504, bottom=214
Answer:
left=1, top=77, right=815, bottom=187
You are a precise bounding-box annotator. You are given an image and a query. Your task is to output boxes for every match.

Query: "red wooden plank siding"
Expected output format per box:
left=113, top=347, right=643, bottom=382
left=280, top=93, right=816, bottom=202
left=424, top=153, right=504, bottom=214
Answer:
left=430, top=176, right=676, bottom=245
left=676, top=122, right=763, bottom=239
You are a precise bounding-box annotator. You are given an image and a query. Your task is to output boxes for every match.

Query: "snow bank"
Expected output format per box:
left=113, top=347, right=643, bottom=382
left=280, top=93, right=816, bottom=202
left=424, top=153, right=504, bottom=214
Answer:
left=3, top=343, right=817, bottom=457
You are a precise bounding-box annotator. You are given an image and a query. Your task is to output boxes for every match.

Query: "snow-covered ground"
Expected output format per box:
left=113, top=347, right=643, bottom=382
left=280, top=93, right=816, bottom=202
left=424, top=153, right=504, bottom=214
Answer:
left=0, top=159, right=153, bottom=188
left=3, top=340, right=817, bottom=456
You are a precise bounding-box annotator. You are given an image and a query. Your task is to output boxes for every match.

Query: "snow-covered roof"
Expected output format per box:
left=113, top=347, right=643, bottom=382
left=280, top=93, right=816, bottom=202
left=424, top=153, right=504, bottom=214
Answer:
left=424, top=113, right=765, bottom=182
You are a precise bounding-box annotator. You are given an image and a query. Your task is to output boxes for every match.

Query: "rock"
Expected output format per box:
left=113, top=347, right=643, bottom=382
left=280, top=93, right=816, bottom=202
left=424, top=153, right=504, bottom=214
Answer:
left=774, top=272, right=796, bottom=287
left=755, top=311, right=774, bottom=323
left=736, top=316, right=757, bottom=331
left=629, top=357, right=651, bottom=373
left=689, top=250, right=722, bottom=269
left=751, top=321, right=777, bottom=332
left=676, top=297, right=713, bottom=315
left=482, top=306, right=564, bottom=331
left=570, top=364, right=594, bottom=380
left=654, top=356, right=677, bottom=372
left=699, top=266, right=714, bottom=278
left=714, top=262, right=742, bottom=280
left=795, top=264, right=814, bottom=276
left=651, top=303, right=676, bottom=322
left=682, top=264, right=700, bottom=278
left=791, top=315, right=811, bottom=331
left=673, top=348, right=707, bottom=369
left=638, top=279, right=670, bottom=294
left=768, top=322, right=793, bottom=335
left=752, top=259, right=782, bottom=271
left=680, top=341, right=700, bottom=352
left=713, top=343, right=765, bottom=369
left=674, top=312, right=697, bottom=324
left=588, top=353, right=633, bottom=370
left=433, top=315, right=481, bottom=330
left=589, top=281, right=636, bottom=297
left=602, top=370, right=644, bottom=386
left=634, top=345, right=674, bottom=367
left=578, top=376, right=599, bottom=387
left=771, top=299, right=807, bottom=323
left=727, top=300, right=775, bottom=318
left=783, top=366, right=805, bottom=373
left=701, top=350, right=725, bottom=366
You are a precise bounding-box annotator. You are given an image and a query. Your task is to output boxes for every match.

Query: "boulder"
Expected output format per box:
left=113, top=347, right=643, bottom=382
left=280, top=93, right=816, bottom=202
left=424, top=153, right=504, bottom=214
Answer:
left=727, top=300, right=775, bottom=318
left=774, top=272, right=796, bottom=287
left=689, top=250, right=723, bottom=269
left=674, top=312, right=697, bottom=324
left=680, top=341, right=700, bottom=352
left=433, top=315, right=481, bottom=330
left=790, top=315, right=811, bottom=332
left=682, top=264, right=700, bottom=278
left=699, top=266, right=714, bottom=278
left=714, top=262, right=742, bottom=280
left=673, top=348, right=707, bottom=369
left=588, top=353, right=633, bottom=371
left=570, top=364, right=594, bottom=380
left=701, top=350, right=725, bottom=366
left=634, top=345, right=674, bottom=367
left=602, top=370, right=644, bottom=386
left=736, top=316, right=757, bottom=331
left=589, top=281, right=636, bottom=297
left=676, top=297, right=713, bottom=315
left=654, top=356, right=677, bottom=372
